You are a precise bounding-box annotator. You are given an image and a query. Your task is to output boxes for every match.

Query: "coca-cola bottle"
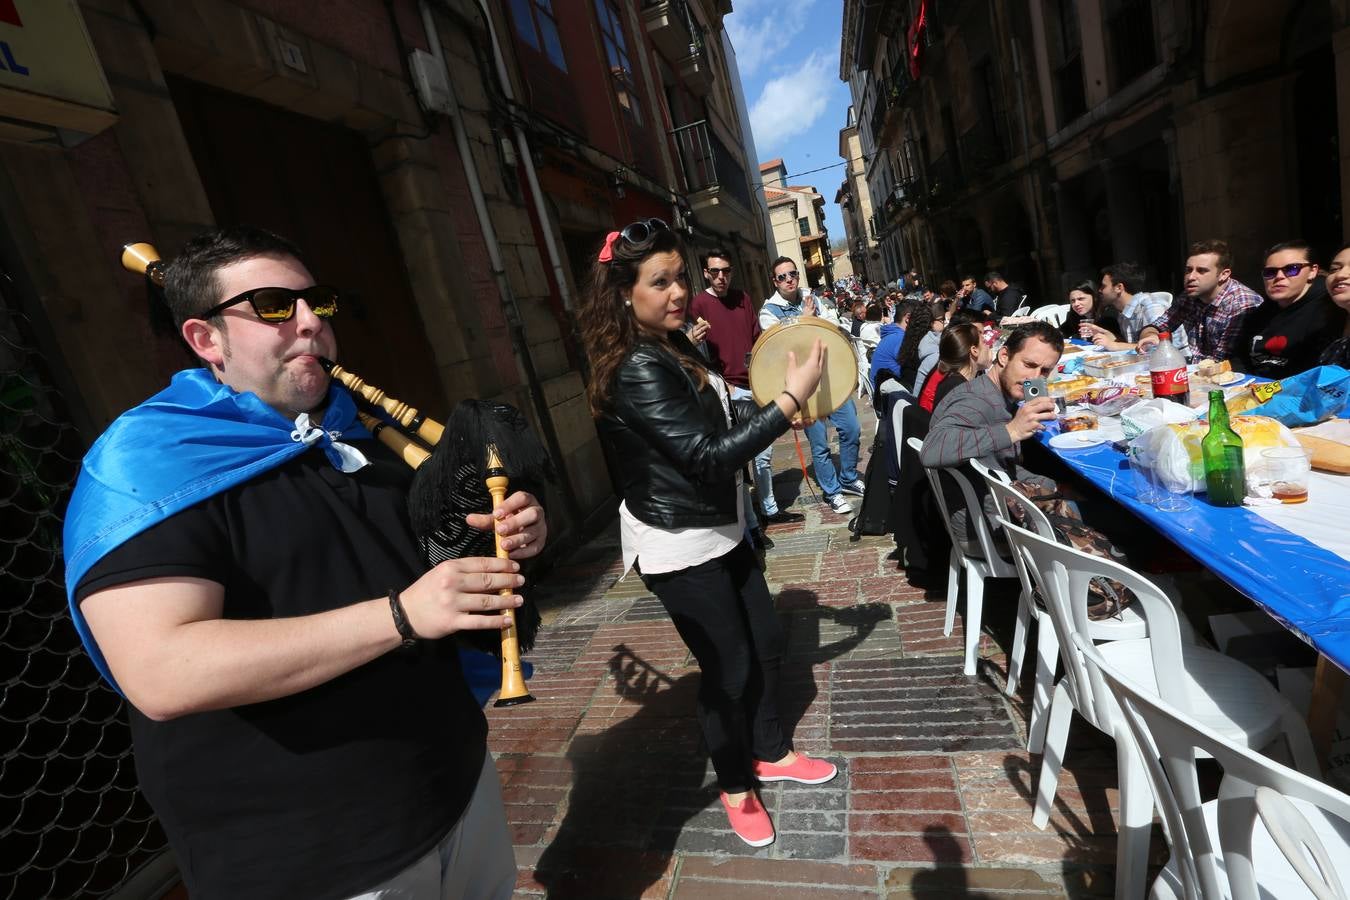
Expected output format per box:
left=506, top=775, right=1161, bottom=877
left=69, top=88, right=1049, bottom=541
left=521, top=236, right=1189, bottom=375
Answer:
left=1149, top=331, right=1190, bottom=404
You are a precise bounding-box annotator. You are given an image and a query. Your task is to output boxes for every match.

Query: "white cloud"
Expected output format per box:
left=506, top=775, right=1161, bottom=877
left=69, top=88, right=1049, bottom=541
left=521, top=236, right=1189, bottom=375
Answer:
left=749, top=50, right=841, bottom=151
left=725, top=0, right=813, bottom=78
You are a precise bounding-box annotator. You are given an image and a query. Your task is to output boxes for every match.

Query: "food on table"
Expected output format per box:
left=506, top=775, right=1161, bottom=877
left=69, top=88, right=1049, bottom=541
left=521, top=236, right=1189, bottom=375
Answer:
left=1049, top=375, right=1095, bottom=399
left=1195, top=358, right=1232, bottom=378
left=1084, top=385, right=1143, bottom=416
left=1292, top=420, right=1350, bottom=473
left=1060, top=412, right=1099, bottom=433
left=1213, top=370, right=1243, bottom=386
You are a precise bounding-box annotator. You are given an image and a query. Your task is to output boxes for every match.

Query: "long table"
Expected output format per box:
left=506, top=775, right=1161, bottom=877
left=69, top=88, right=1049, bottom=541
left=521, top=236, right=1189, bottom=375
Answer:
left=1043, top=428, right=1350, bottom=761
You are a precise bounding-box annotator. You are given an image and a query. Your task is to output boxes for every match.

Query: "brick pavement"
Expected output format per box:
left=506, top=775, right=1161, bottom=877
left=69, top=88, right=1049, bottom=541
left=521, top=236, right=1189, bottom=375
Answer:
left=494, top=417, right=1133, bottom=898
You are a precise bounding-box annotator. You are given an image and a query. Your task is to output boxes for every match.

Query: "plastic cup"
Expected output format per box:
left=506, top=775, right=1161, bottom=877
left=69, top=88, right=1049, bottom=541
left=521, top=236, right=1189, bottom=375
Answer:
left=1153, top=465, right=1192, bottom=512
left=1077, top=316, right=1096, bottom=339
left=1127, top=451, right=1162, bottom=506
left=1260, top=447, right=1312, bottom=504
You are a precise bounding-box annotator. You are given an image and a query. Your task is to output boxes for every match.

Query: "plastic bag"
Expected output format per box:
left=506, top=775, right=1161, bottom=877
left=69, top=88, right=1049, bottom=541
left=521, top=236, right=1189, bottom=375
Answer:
left=1131, top=415, right=1301, bottom=494
left=1244, top=365, right=1350, bottom=427
left=1120, top=398, right=1200, bottom=441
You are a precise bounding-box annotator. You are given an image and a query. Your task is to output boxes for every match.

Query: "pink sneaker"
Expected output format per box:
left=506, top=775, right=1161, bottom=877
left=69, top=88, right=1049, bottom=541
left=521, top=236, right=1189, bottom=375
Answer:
left=720, top=791, right=775, bottom=847
left=753, top=753, right=838, bottom=785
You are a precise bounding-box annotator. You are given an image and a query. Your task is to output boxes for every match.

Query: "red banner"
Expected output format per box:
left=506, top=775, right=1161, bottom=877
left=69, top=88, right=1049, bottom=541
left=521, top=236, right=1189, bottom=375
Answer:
left=0, top=0, right=21, bottom=27
left=907, top=0, right=927, bottom=79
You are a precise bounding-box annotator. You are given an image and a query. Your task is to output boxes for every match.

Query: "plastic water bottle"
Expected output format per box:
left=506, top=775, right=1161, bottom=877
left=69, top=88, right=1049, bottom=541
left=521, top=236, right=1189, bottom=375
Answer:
left=1149, top=331, right=1190, bottom=405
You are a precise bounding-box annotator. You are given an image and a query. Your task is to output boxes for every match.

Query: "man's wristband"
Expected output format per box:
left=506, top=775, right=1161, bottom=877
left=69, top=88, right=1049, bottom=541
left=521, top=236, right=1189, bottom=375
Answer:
left=780, top=390, right=802, bottom=413
left=388, top=588, right=419, bottom=649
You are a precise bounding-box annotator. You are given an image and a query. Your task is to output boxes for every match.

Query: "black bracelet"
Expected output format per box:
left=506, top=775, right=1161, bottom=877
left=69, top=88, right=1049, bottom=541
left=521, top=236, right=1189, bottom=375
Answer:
left=388, top=588, right=419, bottom=649
left=780, top=390, right=802, bottom=412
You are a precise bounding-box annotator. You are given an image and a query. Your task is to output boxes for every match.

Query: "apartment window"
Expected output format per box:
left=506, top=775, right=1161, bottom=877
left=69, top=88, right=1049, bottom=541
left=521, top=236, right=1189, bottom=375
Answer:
left=1105, top=0, right=1157, bottom=88
left=595, top=0, right=642, bottom=123
left=798, top=217, right=811, bottom=237
left=510, top=0, right=567, bottom=71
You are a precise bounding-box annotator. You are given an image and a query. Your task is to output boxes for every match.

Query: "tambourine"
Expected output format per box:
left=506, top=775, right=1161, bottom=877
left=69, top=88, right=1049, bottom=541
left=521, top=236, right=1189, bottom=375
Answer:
left=748, top=317, right=857, bottom=419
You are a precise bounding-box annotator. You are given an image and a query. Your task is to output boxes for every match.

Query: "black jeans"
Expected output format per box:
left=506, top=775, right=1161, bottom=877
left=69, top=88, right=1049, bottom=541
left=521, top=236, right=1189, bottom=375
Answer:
left=640, top=542, right=791, bottom=793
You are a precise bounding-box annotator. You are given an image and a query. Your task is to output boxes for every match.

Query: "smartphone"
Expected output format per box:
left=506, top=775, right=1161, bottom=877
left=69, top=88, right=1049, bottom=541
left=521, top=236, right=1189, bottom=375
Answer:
left=1022, top=377, right=1048, bottom=400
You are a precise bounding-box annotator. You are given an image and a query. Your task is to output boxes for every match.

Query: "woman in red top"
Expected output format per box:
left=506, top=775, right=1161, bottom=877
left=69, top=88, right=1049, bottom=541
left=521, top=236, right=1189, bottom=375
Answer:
left=916, top=323, right=991, bottom=412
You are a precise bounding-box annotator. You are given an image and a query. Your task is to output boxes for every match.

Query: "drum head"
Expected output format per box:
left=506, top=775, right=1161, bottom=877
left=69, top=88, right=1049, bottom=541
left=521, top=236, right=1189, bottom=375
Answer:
left=749, top=317, right=857, bottom=419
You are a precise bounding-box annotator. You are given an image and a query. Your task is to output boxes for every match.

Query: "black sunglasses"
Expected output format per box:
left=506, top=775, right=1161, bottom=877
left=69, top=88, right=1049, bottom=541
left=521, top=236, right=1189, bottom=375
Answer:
left=706, top=266, right=733, bottom=277
left=774, top=270, right=800, bottom=283
left=200, top=285, right=340, bottom=323
left=1261, top=262, right=1312, bottom=280
left=620, top=218, right=669, bottom=245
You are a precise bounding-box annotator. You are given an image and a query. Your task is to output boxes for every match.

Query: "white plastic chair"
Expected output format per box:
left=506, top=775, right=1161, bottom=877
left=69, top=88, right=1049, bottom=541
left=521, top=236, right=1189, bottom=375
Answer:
left=908, top=437, right=1017, bottom=676
left=1079, top=633, right=1350, bottom=900
left=973, top=463, right=1191, bottom=753
left=1029, top=303, right=1070, bottom=327
left=999, top=520, right=1320, bottom=900
left=1010, top=304, right=1031, bottom=317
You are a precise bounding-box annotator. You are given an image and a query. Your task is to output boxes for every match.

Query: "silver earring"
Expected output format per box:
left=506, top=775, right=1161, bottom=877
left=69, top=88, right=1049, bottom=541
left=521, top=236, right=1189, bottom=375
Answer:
left=624, top=299, right=632, bottom=307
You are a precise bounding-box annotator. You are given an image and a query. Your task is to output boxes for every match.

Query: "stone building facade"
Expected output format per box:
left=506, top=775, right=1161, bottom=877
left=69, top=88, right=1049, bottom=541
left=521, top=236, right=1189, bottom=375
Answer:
left=0, top=0, right=766, bottom=893
left=761, top=158, right=832, bottom=289
left=836, top=113, right=880, bottom=283
left=842, top=0, right=1350, bottom=305
left=1, top=0, right=766, bottom=537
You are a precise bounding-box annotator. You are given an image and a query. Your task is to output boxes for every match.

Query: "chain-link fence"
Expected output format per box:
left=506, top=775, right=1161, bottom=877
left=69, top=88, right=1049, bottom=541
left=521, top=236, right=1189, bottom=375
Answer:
left=1, top=298, right=168, bottom=898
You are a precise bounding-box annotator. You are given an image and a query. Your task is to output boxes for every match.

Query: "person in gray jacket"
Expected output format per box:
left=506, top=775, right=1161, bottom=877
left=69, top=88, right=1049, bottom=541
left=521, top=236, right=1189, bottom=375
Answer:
left=919, top=322, right=1062, bottom=539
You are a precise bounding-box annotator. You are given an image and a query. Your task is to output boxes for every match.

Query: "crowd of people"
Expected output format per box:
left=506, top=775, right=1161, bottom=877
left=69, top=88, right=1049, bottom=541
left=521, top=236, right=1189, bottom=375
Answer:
left=60, top=217, right=1350, bottom=891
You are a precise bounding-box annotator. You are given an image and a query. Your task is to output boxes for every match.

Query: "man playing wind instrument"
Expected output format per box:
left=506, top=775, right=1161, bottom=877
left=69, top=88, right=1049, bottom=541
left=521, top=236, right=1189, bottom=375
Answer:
left=64, top=225, right=545, bottom=900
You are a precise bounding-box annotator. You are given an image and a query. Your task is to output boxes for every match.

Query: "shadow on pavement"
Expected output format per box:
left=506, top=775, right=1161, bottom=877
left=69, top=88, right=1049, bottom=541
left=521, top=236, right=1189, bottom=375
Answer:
left=534, top=597, right=888, bottom=898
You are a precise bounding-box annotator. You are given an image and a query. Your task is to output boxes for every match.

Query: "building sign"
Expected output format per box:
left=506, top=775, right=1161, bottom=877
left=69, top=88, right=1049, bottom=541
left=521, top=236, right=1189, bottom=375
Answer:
left=0, top=0, right=116, bottom=141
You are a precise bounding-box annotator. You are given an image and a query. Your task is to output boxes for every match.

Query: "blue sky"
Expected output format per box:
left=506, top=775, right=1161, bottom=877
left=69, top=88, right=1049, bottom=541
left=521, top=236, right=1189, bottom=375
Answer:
left=726, top=0, right=851, bottom=241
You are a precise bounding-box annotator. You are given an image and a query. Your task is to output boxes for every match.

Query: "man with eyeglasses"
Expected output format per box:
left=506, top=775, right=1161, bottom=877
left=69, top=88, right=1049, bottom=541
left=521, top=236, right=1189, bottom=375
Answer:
left=1137, top=239, right=1262, bottom=362
left=761, top=256, right=863, bottom=516
left=689, top=248, right=803, bottom=528
left=1233, top=239, right=1344, bottom=379
left=64, top=225, right=540, bottom=899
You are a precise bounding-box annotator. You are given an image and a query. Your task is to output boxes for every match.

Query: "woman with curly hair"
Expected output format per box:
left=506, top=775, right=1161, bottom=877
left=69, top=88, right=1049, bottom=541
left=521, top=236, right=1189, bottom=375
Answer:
left=577, top=219, right=838, bottom=848
left=894, top=300, right=941, bottom=391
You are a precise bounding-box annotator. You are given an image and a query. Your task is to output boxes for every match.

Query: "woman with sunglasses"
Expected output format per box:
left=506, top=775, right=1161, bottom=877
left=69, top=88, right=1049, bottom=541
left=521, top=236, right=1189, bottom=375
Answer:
left=578, top=220, right=838, bottom=848
left=1236, top=240, right=1345, bottom=378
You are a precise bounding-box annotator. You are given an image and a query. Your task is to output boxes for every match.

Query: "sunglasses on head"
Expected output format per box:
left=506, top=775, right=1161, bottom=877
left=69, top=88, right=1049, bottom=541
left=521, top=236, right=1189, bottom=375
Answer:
left=619, top=218, right=669, bottom=245
left=774, top=270, right=800, bottom=283
left=200, top=285, right=340, bottom=323
left=1261, top=262, right=1312, bottom=280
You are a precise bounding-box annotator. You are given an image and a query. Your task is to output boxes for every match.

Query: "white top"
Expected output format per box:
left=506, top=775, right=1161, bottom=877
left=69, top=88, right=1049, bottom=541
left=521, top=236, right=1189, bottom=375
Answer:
left=620, top=371, right=745, bottom=575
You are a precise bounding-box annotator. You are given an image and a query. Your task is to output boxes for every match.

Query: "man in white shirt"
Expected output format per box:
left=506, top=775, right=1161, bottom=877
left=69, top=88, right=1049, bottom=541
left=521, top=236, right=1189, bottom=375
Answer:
left=761, top=257, right=862, bottom=516
left=1082, top=261, right=1171, bottom=349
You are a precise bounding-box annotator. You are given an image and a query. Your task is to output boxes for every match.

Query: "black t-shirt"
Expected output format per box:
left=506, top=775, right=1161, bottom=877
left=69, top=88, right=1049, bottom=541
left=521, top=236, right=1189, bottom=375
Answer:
left=995, top=285, right=1023, bottom=318
left=76, top=441, right=487, bottom=900
left=1237, top=278, right=1346, bottom=378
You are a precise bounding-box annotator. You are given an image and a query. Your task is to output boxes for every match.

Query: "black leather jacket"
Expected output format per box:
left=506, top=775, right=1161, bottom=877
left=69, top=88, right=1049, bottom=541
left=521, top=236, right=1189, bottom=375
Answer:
left=598, top=335, right=791, bottom=528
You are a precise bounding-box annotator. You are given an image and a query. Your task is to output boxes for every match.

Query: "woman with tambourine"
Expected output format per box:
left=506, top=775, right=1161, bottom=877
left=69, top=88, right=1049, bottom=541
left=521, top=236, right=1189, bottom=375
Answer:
left=577, top=219, right=839, bottom=848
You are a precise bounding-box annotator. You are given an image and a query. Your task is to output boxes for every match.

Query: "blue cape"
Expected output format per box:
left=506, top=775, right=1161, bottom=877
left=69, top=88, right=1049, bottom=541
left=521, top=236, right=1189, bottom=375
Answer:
left=63, top=368, right=371, bottom=689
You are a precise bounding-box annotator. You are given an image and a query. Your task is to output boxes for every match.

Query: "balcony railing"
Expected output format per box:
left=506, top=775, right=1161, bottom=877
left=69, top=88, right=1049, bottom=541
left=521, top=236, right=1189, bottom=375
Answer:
left=642, top=0, right=704, bottom=60
left=958, top=117, right=1007, bottom=177
left=669, top=119, right=752, bottom=212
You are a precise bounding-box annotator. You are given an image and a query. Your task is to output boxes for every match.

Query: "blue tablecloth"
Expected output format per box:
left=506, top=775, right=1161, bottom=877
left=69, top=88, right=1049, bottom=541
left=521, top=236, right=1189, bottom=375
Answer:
left=1045, top=439, right=1350, bottom=674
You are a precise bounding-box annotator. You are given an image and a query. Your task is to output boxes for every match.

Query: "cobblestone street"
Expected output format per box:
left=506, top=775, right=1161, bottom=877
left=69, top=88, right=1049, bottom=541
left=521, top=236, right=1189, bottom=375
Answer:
left=494, top=414, right=1133, bottom=898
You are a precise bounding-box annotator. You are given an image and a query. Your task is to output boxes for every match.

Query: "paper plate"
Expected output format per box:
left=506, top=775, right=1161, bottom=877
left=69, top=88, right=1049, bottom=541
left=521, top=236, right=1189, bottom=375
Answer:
left=1050, top=430, right=1106, bottom=450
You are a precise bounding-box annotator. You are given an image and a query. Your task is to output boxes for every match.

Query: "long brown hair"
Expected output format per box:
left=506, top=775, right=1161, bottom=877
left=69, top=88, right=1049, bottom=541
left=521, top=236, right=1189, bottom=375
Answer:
left=578, top=225, right=706, bottom=415
left=936, top=323, right=982, bottom=376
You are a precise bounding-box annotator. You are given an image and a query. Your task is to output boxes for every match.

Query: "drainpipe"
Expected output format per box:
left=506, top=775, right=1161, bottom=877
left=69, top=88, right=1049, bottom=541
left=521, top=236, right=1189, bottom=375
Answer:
left=471, top=0, right=573, bottom=314
left=417, top=0, right=581, bottom=527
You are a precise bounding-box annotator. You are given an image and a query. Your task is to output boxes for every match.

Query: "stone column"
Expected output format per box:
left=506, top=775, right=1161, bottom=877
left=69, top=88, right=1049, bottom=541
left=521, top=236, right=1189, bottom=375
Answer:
left=1101, top=159, right=1147, bottom=264
left=1051, top=179, right=1093, bottom=291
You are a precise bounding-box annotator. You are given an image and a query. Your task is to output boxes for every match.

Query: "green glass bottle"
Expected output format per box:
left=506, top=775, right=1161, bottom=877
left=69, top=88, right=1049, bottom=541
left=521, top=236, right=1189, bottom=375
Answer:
left=1202, top=389, right=1245, bottom=507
